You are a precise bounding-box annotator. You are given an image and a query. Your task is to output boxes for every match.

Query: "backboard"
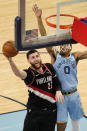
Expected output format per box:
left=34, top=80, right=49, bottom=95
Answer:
left=15, top=0, right=87, bottom=51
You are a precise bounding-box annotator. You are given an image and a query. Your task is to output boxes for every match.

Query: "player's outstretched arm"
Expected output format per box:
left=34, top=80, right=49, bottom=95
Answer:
left=6, top=57, right=27, bottom=79
left=73, top=50, right=87, bottom=63
left=32, top=4, right=47, bottom=36
left=33, top=4, right=57, bottom=64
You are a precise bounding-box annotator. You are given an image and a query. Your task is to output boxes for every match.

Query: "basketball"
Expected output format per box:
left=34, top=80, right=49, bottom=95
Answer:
left=2, top=40, right=18, bottom=57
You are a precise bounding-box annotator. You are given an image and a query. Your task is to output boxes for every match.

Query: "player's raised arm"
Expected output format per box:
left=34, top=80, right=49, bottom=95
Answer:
left=6, top=57, right=27, bottom=79
left=32, top=4, right=47, bottom=36
left=32, top=4, right=57, bottom=64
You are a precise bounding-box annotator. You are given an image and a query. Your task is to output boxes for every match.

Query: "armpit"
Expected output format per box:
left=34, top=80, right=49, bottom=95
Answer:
left=72, top=52, right=79, bottom=65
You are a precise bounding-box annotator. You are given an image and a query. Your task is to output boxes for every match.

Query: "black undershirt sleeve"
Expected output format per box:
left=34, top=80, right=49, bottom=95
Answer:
left=45, top=63, right=62, bottom=91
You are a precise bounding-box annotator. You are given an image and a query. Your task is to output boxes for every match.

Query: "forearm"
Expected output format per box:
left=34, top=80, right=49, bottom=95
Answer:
left=37, top=16, right=47, bottom=36
left=37, top=16, right=58, bottom=57
left=8, top=58, right=25, bottom=78
left=37, top=17, right=53, bottom=54
left=36, top=14, right=56, bottom=62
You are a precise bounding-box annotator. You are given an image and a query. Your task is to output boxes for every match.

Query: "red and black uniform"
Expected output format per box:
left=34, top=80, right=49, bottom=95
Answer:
left=23, top=63, right=61, bottom=131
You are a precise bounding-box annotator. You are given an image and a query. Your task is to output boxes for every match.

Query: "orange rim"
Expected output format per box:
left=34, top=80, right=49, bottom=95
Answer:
left=45, top=14, right=78, bottom=29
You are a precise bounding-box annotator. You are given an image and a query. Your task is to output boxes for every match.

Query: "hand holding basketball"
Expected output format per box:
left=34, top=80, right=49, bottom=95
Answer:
left=2, top=40, right=18, bottom=57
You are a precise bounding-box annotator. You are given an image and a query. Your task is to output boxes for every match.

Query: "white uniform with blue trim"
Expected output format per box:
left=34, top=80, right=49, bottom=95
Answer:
left=53, top=53, right=84, bottom=123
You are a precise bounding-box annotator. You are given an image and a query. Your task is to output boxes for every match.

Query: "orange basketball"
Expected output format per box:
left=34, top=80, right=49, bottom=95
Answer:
left=2, top=40, right=18, bottom=57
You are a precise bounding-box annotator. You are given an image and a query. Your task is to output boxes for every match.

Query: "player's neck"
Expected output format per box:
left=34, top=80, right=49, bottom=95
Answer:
left=61, top=53, right=70, bottom=58
left=36, top=67, right=43, bottom=73
left=31, top=66, right=43, bottom=73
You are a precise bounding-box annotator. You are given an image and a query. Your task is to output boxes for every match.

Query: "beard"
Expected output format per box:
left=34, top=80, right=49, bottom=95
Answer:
left=60, top=50, right=71, bottom=57
left=60, top=52, right=66, bottom=56
left=30, top=60, right=42, bottom=69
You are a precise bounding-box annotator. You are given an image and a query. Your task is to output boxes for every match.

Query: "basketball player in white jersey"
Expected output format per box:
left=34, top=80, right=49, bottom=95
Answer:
left=33, top=4, right=87, bottom=131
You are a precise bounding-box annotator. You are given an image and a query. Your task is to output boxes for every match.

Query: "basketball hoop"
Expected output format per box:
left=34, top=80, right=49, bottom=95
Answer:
left=45, top=14, right=78, bottom=29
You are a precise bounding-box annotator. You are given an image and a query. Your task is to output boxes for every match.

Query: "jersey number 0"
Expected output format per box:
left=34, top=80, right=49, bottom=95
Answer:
left=64, top=66, right=70, bottom=74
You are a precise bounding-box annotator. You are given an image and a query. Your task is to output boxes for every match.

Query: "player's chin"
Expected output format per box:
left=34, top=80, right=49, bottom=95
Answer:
left=35, top=63, right=41, bottom=69
left=61, top=50, right=70, bottom=54
left=60, top=51, right=66, bottom=55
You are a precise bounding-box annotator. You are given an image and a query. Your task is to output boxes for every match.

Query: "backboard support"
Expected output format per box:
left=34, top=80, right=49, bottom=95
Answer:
left=15, top=0, right=86, bottom=51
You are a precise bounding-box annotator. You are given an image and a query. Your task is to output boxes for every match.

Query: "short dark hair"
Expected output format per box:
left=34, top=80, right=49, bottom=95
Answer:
left=26, top=49, right=38, bottom=59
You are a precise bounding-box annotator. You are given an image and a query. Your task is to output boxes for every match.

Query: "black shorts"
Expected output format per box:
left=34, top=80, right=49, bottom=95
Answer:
left=23, top=108, right=57, bottom=131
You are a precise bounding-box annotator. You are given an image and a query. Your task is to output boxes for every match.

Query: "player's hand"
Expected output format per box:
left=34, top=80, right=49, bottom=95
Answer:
left=55, top=91, right=64, bottom=104
left=32, top=4, right=42, bottom=18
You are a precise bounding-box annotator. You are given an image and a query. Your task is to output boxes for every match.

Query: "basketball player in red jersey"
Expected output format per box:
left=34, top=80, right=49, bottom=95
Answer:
left=5, top=49, right=63, bottom=131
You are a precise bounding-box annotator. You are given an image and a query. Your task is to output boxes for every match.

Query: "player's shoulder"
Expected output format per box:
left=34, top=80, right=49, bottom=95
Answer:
left=45, top=63, right=53, bottom=67
left=23, top=67, right=32, bottom=74
left=44, top=63, right=54, bottom=70
left=71, top=51, right=79, bottom=60
left=23, top=67, right=34, bottom=83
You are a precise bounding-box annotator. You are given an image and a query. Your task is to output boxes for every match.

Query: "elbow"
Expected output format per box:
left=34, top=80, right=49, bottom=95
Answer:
left=14, top=71, right=22, bottom=78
